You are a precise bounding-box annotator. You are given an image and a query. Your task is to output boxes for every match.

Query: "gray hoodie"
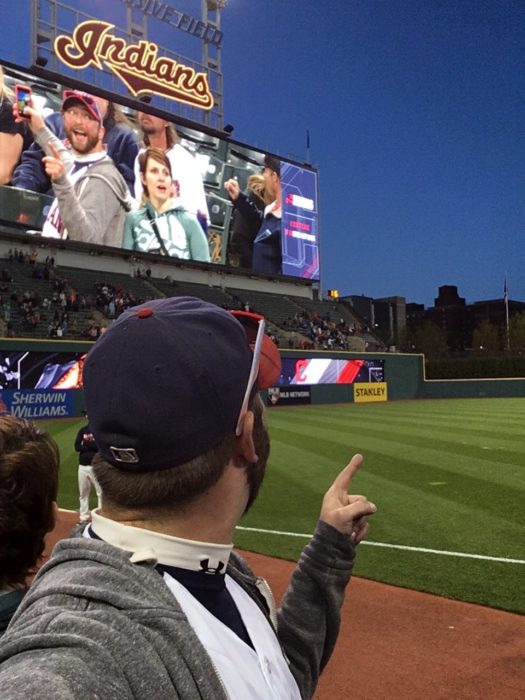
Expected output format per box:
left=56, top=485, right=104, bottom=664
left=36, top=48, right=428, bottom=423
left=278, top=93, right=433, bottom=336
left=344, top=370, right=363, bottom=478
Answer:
left=0, top=521, right=356, bottom=699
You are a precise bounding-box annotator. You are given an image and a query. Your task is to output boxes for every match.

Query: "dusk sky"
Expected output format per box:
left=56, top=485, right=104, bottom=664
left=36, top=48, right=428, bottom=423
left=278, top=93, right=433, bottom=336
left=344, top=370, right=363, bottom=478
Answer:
left=220, top=1, right=524, bottom=307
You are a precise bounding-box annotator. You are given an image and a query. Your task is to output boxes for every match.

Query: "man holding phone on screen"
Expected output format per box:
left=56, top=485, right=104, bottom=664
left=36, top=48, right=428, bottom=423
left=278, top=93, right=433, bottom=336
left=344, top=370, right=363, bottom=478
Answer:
left=16, top=90, right=131, bottom=247
left=0, top=297, right=376, bottom=699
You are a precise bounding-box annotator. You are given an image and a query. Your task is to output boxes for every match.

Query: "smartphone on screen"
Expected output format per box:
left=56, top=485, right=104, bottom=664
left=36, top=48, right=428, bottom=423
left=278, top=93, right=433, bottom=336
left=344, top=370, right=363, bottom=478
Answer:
left=14, top=84, right=32, bottom=119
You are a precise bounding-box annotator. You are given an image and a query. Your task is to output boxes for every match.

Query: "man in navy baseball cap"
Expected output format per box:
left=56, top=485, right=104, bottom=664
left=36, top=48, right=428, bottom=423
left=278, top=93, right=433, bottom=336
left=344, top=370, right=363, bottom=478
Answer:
left=0, top=296, right=377, bottom=700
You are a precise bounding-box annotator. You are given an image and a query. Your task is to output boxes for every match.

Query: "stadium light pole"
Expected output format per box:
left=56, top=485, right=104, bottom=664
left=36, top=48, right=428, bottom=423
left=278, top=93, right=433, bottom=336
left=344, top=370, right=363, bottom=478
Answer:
left=202, top=0, right=227, bottom=128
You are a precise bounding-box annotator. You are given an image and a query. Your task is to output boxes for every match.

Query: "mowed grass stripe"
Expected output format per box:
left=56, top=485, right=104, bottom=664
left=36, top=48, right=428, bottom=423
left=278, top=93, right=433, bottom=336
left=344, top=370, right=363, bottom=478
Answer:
left=271, top=415, right=525, bottom=471
left=269, top=423, right=525, bottom=494
left=270, top=404, right=525, bottom=461
left=273, top=403, right=525, bottom=444
left=268, top=418, right=523, bottom=527
left=256, top=442, right=522, bottom=557
left=276, top=397, right=525, bottom=427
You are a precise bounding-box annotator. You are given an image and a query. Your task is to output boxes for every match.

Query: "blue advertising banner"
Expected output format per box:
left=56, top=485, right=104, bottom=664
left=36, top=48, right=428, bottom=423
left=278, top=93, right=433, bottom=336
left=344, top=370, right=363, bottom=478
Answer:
left=0, top=389, right=75, bottom=419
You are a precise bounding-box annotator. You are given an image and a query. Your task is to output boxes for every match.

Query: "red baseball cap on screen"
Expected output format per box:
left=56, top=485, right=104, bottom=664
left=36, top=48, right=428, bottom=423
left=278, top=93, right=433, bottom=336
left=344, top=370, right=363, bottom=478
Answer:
left=62, top=90, right=103, bottom=125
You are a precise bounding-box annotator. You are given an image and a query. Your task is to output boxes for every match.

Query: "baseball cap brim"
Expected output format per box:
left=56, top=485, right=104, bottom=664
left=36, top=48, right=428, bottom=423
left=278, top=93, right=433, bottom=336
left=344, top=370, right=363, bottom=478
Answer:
left=230, top=310, right=281, bottom=389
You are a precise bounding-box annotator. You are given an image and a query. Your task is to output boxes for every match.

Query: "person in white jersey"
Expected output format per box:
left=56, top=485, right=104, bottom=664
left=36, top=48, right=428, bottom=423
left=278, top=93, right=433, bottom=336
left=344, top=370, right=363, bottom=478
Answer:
left=0, top=297, right=377, bottom=700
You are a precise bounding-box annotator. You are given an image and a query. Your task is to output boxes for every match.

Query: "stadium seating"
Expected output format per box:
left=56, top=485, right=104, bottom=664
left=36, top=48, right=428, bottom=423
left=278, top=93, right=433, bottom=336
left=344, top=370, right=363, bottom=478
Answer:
left=0, top=250, right=386, bottom=350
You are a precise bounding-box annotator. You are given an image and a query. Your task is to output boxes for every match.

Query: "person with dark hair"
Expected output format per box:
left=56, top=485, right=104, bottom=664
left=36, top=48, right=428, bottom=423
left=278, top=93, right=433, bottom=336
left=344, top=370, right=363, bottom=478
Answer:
left=12, top=94, right=139, bottom=193
left=0, top=415, right=59, bottom=634
left=123, top=148, right=210, bottom=261
left=0, top=297, right=376, bottom=699
left=225, top=153, right=283, bottom=275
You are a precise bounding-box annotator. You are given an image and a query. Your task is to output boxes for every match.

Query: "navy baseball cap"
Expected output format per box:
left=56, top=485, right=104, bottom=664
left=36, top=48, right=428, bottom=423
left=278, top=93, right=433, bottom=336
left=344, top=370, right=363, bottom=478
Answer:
left=83, top=297, right=281, bottom=472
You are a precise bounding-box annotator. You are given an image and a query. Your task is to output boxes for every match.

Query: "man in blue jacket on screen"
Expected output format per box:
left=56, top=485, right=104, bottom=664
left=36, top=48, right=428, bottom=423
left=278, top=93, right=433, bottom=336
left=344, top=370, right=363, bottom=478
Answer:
left=0, top=297, right=376, bottom=699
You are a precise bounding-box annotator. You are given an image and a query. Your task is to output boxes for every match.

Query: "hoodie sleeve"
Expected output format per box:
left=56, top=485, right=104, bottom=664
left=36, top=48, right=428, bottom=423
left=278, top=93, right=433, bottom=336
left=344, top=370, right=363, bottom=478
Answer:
left=277, top=520, right=356, bottom=700
left=183, top=213, right=211, bottom=262
left=33, top=125, right=74, bottom=174
left=51, top=163, right=125, bottom=246
left=123, top=211, right=138, bottom=250
left=234, top=190, right=264, bottom=231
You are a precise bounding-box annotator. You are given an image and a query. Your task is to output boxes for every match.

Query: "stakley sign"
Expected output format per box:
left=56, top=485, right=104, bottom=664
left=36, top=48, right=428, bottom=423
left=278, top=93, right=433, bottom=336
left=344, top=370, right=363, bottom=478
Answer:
left=54, top=20, right=214, bottom=110
left=353, top=382, right=388, bottom=403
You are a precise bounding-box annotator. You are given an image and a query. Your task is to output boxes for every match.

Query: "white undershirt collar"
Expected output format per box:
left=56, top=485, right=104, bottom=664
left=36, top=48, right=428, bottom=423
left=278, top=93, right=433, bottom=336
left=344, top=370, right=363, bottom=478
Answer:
left=88, top=509, right=233, bottom=572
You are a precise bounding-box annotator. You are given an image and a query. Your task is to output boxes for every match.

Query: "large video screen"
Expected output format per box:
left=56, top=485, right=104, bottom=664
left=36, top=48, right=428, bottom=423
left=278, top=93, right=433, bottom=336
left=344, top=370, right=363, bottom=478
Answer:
left=0, top=66, right=320, bottom=282
left=276, top=358, right=385, bottom=386
left=0, top=351, right=86, bottom=390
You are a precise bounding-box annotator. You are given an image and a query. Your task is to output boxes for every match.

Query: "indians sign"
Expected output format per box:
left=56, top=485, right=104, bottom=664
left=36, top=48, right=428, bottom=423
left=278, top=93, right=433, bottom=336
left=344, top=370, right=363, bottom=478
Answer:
left=54, top=20, right=213, bottom=110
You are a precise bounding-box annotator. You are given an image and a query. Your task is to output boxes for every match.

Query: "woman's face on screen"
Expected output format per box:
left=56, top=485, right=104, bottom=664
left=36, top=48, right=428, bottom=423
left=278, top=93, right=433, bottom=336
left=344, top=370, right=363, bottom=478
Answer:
left=142, top=157, right=172, bottom=206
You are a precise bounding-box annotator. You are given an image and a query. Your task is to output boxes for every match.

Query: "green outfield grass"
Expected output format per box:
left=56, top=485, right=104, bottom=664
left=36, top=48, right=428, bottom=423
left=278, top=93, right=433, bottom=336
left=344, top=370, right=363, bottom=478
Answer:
left=42, top=397, right=525, bottom=614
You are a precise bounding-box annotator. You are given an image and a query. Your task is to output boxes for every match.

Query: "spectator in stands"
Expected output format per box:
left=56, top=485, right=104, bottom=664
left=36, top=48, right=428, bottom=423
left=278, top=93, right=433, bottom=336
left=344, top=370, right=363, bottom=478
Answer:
left=226, top=173, right=271, bottom=269
left=124, top=148, right=210, bottom=262
left=12, top=94, right=138, bottom=193
left=134, top=112, right=209, bottom=228
left=225, top=154, right=282, bottom=275
left=0, top=67, right=31, bottom=185
left=17, top=91, right=132, bottom=246
left=85, top=323, right=99, bottom=340
left=0, top=415, right=59, bottom=635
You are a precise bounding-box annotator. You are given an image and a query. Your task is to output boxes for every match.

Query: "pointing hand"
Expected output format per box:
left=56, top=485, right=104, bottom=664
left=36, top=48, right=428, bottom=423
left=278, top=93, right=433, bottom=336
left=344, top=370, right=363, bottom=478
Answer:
left=42, top=142, right=66, bottom=182
left=320, top=454, right=377, bottom=544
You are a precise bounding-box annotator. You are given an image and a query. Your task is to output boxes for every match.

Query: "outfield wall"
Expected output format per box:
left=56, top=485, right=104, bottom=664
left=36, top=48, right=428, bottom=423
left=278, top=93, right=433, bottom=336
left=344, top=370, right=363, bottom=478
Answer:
left=0, top=339, right=523, bottom=419
left=278, top=350, right=525, bottom=403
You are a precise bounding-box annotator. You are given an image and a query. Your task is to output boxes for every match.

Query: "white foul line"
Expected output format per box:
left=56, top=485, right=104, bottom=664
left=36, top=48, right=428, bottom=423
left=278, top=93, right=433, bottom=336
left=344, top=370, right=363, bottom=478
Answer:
left=58, top=511, right=523, bottom=565
left=235, top=526, right=525, bottom=565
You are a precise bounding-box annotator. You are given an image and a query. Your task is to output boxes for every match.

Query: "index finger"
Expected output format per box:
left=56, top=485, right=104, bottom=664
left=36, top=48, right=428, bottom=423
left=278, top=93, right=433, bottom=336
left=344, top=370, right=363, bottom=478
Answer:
left=48, top=142, right=61, bottom=159
left=330, top=453, right=364, bottom=494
